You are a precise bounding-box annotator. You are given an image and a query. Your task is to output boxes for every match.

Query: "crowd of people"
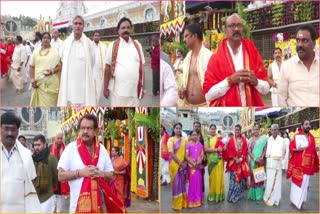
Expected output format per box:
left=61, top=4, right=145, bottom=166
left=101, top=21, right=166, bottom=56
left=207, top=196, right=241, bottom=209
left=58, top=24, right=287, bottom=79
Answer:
left=161, top=13, right=319, bottom=107
left=1, top=112, right=130, bottom=213
left=160, top=119, right=319, bottom=211
left=1, top=15, right=160, bottom=107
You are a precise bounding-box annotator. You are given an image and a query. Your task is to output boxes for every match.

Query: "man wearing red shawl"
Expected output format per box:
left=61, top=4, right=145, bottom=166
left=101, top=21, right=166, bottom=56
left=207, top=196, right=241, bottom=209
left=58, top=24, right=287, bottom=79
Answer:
left=160, top=125, right=171, bottom=185
left=225, top=124, right=250, bottom=203
left=203, top=13, right=269, bottom=106
left=57, top=114, right=126, bottom=213
left=287, top=119, right=319, bottom=210
left=1, top=37, right=15, bottom=78
left=50, top=133, right=70, bottom=212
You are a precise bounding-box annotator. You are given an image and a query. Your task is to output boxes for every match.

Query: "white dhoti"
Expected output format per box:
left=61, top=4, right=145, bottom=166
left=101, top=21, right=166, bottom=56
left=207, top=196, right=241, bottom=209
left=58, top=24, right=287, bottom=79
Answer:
left=271, top=89, right=279, bottom=106
left=109, top=79, right=139, bottom=106
left=40, top=195, right=55, bottom=213
left=263, top=168, right=282, bottom=206
left=10, top=67, right=24, bottom=90
left=290, top=175, right=310, bottom=209
left=160, top=157, right=170, bottom=183
left=53, top=194, right=70, bottom=213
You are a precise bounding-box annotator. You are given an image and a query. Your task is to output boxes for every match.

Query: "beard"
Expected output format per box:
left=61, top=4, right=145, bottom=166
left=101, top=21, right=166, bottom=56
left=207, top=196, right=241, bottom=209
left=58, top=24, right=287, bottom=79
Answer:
left=304, top=127, right=311, bottom=133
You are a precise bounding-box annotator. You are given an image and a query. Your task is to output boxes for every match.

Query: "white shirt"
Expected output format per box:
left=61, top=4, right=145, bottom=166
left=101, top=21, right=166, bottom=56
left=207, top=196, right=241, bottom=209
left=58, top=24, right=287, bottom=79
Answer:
left=205, top=41, right=269, bottom=105
left=106, top=37, right=145, bottom=97
left=34, top=40, right=41, bottom=49
left=93, top=41, right=108, bottom=80
left=266, top=135, right=285, bottom=169
left=11, top=44, right=27, bottom=69
left=57, top=141, right=113, bottom=213
left=160, top=59, right=177, bottom=106
left=50, top=38, right=64, bottom=56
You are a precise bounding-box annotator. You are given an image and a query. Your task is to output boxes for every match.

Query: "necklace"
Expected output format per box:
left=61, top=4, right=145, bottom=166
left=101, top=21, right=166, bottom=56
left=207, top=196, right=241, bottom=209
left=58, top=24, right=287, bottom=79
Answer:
left=39, top=47, right=50, bottom=56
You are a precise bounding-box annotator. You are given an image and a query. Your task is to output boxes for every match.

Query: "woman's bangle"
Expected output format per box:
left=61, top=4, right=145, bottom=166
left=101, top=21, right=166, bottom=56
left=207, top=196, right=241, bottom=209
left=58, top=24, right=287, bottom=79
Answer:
left=227, top=76, right=232, bottom=86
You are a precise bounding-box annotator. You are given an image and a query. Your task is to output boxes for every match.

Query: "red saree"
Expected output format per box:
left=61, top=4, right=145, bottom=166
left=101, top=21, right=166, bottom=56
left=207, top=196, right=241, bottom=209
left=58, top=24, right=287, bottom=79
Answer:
left=225, top=136, right=250, bottom=183
left=50, top=142, right=70, bottom=195
left=76, top=137, right=126, bottom=213
left=203, top=38, right=267, bottom=106
left=161, top=132, right=170, bottom=161
left=286, top=131, right=319, bottom=187
left=1, top=42, right=15, bottom=75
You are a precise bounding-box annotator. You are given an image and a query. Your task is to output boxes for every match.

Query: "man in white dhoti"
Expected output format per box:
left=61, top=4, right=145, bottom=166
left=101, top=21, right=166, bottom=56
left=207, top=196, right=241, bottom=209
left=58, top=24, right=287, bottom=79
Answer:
left=10, top=36, right=27, bottom=94
left=23, top=40, right=32, bottom=89
left=58, top=15, right=96, bottom=106
left=92, top=31, right=107, bottom=104
left=160, top=59, right=177, bottom=106
left=104, top=17, right=145, bottom=106
left=1, top=112, right=41, bottom=212
left=287, top=119, right=319, bottom=210
left=263, top=124, right=285, bottom=206
left=50, top=29, right=64, bottom=56
left=267, top=48, right=282, bottom=106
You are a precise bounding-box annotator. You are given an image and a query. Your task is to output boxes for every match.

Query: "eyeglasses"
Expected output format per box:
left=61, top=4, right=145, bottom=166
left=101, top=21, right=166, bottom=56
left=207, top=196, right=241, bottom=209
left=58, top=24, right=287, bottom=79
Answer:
left=227, top=23, right=243, bottom=30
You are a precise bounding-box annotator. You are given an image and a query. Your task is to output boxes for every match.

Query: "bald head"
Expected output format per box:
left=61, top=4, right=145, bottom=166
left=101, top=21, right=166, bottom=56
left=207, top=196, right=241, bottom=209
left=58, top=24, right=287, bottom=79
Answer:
left=270, top=124, right=279, bottom=138
left=56, top=133, right=63, bottom=144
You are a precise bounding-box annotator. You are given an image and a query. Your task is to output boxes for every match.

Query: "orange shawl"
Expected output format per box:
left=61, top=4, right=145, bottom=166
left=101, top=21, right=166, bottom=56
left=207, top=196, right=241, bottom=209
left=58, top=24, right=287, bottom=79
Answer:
left=203, top=38, right=267, bottom=106
left=286, top=131, right=319, bottom=187
left=76, top=137, right=126, bottom=213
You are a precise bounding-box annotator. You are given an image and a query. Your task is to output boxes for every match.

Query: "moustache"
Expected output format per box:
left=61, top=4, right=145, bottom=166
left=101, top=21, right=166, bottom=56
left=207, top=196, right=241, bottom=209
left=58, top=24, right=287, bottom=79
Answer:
left=82, top=134, right=89, bottom=137
left=122, top=31, right=130, bottom=35
left=297, top=47, right=305, bottom=52
left=6, top=136, right=14, bottom=140
left=304, top=127, right=311, bottom=133
left=233, top=32, right=241, bottom=37
left=276, top=56, right=281, bottom=60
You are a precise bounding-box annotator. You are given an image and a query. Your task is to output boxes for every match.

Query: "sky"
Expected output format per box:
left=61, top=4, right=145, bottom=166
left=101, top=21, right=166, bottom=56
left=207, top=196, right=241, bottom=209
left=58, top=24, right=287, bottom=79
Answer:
left=1, top=0, right=130, bottom=20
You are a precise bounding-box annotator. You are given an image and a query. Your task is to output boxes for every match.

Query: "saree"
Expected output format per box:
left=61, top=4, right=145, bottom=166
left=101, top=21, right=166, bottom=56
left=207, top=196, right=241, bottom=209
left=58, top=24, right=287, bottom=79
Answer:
left=30, top=47, right=60, bottom=106
left=76, top=138, right=126, bottom=213
left=248, top=136, right=267, bottom=200
left=168, top=136, right=187, bottom=210
left=108, top=157, right=131, bottom=207
left=225, top=136, right=250, bottom=203
left=186, top=142, right=204, bottom=208
left=205, top=135, right=225, bottom=202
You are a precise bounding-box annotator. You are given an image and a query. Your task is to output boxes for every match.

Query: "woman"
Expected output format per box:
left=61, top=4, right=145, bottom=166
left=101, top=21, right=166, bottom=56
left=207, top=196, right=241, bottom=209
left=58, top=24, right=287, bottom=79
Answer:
left=108, top=147, right=131, bottom=207
left=30, top=32, right=61, bottom=106
left=204, top=124, right=225, bottom=202
left=225, top=124, right=250, bottom=203
left=281, top=131, right=290, bottom=172
left=248, top=125, right=267, bottom=200
left=185, top=130, right=204, bottom=208
left=167, top=122, right=187, bottom=210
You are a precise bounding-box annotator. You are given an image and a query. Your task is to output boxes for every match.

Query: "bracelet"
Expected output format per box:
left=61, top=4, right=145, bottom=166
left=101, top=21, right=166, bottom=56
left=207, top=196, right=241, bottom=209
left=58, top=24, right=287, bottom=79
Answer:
left=76, top=169, right=80, bottom=178
left=227, top=76, right=232, bottom=86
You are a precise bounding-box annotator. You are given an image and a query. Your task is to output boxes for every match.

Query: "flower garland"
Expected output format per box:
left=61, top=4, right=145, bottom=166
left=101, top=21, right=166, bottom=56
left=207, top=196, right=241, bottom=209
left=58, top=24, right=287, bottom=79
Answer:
left=272, top=32, right=290, bottom=42
left=120, top=124, right=129, bottom=135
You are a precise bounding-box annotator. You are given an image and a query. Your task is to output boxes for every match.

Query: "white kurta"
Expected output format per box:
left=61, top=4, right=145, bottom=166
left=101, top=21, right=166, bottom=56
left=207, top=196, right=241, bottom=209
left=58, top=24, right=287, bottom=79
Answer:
left=93, top=41, right=108, bottom=103
left=50, top=38, right=64, bottom=56
left=57, top=141, right=114, bottom=213
left=58, top=33, right=96, bottom=106
left=160, top=59, right=177, bottom=106
left=1, top=140, right=40, bottom=212
left=106, top=37, right=145, bottom=106
left=282, top=137, right=290, bottom=170
left=270, top=60, right=281, bottom=106
left=263, top=136, right=285, bottom=206
left=10, top=44, right=27, bottom=90
left=24, top=44, right=32, bottom=84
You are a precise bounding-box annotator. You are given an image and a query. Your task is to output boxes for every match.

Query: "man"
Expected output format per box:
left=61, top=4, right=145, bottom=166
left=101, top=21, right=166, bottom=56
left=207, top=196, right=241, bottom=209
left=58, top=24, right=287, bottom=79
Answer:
left=58, top=15, right=96, bottom=106
left=150, top=36, right=160, bottom=96
left=57, top=114, right=125, bottom=213
left=50, top=29, right=64, bottom=55
left=263, top=124, right=285, bottom=206
left=22, top=40, right=32, bottom=86
left=160, top=58, right=177, bottom=106
left=32, top=134, right=58, bottom=212
left=104, top=17, right=145, bottom=106
left=34, top=32, right=42, bottom=49
left=278, top=24, right=319, bottom=106
left=1, top=112, right=40, bottom=212
left=92, top=31, right=108, bottom=103
left=203, top=13, right=269, bottom=106
left=160, top=125, right=171, bottom=185
left=268, top=48, right=282, bottom=106
left=287, top=120, right=319, bottom=209
left=178, top=23, right=213, bottom=107
left=1, top=37, right=15, bottom=78
left=18, top=135, right=28, bottom=148
left=49, top=133, right=70, bottom=213
left=10, top=35, right=27, bottom=94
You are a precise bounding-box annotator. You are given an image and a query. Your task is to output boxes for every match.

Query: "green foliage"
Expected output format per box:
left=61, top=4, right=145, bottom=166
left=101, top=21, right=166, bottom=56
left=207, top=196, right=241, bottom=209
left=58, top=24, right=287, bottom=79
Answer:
left=235, top=3, right=252, bottom=39
left=272, top=3, right=284, bottom=26
left=172, top=41, right=188, bottom=57
left=125, top=108, right=136, bottom=138
left=108, top=120, right=119, bottom=140
left=133, top=108, right=160, bottom=143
